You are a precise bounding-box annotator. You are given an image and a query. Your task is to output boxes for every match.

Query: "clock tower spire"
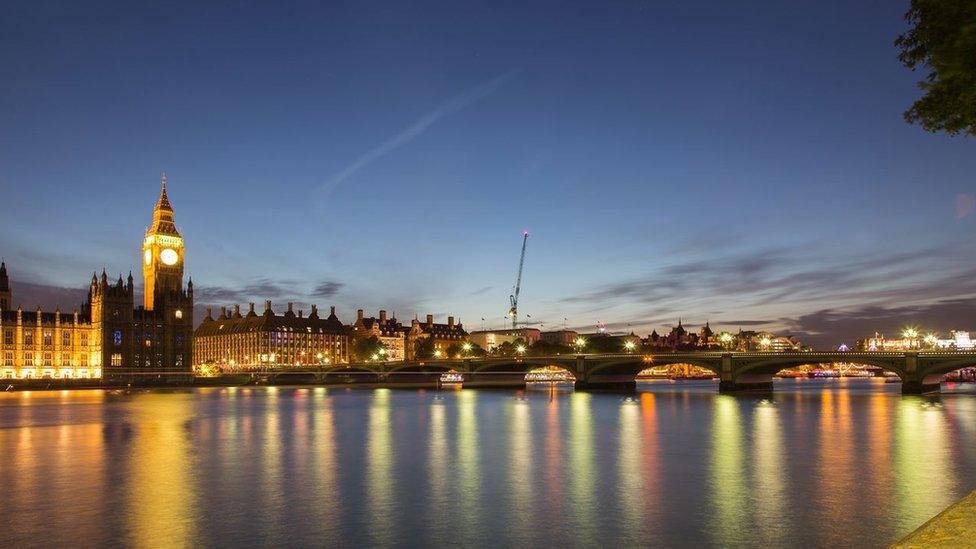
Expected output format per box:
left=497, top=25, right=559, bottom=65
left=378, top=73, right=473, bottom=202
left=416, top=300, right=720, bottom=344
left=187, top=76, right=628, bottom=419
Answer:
left=143, top=173, right=185, bottom=310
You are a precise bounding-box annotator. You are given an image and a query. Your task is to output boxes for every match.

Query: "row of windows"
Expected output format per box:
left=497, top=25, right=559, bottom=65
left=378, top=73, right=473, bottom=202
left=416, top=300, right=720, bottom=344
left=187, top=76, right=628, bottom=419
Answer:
left=5, top=351, right=92, bottom=367
left=3, top=328, right=90, bottom=346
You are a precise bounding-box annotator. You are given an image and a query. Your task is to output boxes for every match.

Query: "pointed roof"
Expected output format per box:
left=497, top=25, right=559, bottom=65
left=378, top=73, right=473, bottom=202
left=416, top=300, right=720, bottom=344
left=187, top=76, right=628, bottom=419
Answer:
left=148, top=173, right=181, bottom=237
left=0, top=260, right=8, bottom=292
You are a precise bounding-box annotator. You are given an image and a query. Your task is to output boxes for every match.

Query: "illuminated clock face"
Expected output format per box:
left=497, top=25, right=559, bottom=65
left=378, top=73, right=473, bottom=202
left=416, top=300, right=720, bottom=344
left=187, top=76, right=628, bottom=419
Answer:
left=160, top=248, right=179, bottom=266
left=144, top=250, right=151, bottom=265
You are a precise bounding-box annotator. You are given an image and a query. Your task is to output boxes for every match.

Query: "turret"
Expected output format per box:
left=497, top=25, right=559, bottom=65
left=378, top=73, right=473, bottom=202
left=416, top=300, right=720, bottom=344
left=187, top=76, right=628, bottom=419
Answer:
left=0, top=260, right=10, bottom=310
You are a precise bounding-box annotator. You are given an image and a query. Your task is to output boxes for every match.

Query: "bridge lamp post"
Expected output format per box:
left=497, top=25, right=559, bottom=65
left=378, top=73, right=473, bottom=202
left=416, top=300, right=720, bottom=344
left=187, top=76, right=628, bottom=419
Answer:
left=462, top=342, right=472, bottom=356
left=924, top=334, right=939, bottom=349
left=574, top=337, right=586, bottom=354
left=902, top=328, right=920, bottom=349
left=434, top=350, right=442, bottom=359
left=760, top=337, right=772, bottom=351
left=719, top=333, right=733, bottom=350
left=516, top=344, right=526, bottom=355
left=624, top=340, right=636, bottom=353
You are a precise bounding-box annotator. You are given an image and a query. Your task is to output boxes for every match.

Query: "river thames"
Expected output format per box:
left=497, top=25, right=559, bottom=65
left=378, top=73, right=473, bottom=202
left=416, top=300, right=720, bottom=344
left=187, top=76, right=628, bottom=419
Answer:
left=1, top=379, right=975, bottom=548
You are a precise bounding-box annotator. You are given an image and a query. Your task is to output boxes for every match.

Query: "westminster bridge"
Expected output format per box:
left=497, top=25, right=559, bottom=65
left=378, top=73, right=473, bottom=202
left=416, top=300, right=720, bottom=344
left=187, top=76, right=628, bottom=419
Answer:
left=181, top=350, right=976, bottom=394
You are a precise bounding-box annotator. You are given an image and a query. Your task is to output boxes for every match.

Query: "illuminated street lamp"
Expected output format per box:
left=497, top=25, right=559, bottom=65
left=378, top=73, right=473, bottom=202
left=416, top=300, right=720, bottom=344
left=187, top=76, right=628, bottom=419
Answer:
left=574, top=337, right=586, bottom=353
left=760, top=336, right=772, bottom=351
left=516, top=344, right=526, bottom=355
left=624, top=340, right=636, bottom=353
left=902, top=327, right=920, bottom=349
left=434, top=350, right=442, bottom=359
left=462, top=342, right=472, bottom=353
left=924, top=334, right=939, bottom=348
left=719, top=332, right=734, bottom=350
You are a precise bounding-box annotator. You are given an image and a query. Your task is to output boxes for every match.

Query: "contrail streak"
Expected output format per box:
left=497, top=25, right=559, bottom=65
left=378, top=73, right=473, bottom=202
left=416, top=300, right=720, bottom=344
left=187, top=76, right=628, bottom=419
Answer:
left=322, top=72, right=513, bottom=193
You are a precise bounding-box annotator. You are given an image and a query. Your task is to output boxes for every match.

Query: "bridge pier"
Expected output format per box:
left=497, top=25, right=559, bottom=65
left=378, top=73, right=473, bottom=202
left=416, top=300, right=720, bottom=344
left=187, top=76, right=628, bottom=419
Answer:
left=901, top=378, right=941, bottom=394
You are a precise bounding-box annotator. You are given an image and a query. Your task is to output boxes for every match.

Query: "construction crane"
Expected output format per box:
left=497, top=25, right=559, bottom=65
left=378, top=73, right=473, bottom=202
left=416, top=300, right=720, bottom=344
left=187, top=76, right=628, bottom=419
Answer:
left=508, top=231, right=529, bottom=329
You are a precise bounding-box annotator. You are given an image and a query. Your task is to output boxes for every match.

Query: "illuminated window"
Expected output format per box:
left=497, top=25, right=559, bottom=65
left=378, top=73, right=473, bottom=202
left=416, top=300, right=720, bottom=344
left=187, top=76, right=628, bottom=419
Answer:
left=114, top=330, right=122, bottom=346
left=24, top=331, right=33, bottom=345
left=61, top=353, right=70, bottom=366
left=43, top=353, right=52, bottom=366
left=24, top=352, right=33, bottom=365
left=43, top=331, right=53, bottom=346
left=3, top=352, right=12, bottom=366
left=111, top=354, right=122, bottom=367
left=62, top=331, right=71, bottom=346
left=81, top=332, right=88, bottom=346
left=175, top=310, right=183, bottom=320
left=3, top=329, right=12, bottom=345
left=81, top=354, right=88, bottom=367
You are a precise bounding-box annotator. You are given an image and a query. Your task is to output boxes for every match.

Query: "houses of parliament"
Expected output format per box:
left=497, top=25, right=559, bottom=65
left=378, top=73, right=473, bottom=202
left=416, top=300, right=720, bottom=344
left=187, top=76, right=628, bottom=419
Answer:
left=0, top=175, right=193, bottom=379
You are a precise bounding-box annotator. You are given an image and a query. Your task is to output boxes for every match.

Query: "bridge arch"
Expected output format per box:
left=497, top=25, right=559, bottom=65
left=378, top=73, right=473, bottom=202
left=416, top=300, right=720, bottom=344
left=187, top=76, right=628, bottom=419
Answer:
left=586, top=356, right=722, bottom=379
left=918, top=357, right=976, bottom=385
left=732, top=357, right=906, bottom=382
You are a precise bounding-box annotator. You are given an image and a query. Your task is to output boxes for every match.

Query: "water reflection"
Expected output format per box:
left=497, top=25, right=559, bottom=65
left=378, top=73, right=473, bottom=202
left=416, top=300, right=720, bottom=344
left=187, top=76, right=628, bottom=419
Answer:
left=367, top=389, right=393, bottom=546
left=123, top=394, right=199, bottom=547
left=0, top=381, right=975, bottom=548
left=753, top=400, right=787, bottom=546
left=569, top=392, right=596, bottom=545
left=709, top=395, right=745, bottom=546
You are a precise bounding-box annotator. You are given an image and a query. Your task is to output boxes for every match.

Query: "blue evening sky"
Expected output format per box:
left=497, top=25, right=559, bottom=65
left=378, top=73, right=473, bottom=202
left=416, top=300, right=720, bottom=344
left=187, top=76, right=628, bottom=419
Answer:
left=1, top=0, right=974, bottom=347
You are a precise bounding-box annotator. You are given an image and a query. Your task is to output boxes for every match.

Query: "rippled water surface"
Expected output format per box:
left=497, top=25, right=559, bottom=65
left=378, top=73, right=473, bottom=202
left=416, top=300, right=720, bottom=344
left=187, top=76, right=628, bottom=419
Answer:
left=2, top=379, right=976, bottom=548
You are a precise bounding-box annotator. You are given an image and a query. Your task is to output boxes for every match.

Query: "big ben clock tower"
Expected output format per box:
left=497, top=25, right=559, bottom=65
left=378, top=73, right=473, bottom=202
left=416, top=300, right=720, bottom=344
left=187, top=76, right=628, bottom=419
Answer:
left=143, top=173, right=185, bottom=310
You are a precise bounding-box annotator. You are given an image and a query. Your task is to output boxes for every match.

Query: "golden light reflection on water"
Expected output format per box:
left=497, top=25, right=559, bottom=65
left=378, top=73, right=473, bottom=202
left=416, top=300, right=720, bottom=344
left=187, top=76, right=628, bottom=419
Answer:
left=312, top=388, right=341, bottom=527
left=427, top=400, right=448, bottom=526
left=817, top=389, right=856, bottom=539
left=544, top=396, right=564, bottom=518
left=895, top=398, right=953, bottom=533
left=752, top=401, right=786, bottom=546
left=639, top=392, right=661, bottom=522
left=123, top=394, right=199, bottom=548
left=367, top=388, right=394, bottom=546
left=569, top=392, right=596, bottom=545
left=508, top=398, right=533, bottom=536
left=618, top=399, right=643, bottom=537
left=709, top=395, right=745, bottom=546
left=456, top=390, right=482, bottom=541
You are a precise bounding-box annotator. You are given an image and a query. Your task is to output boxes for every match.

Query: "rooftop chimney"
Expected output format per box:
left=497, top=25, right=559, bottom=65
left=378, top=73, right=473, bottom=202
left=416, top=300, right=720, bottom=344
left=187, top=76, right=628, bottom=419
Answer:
left=379, top=309, right=387, bottom=322
left=248, top=302, right=256, bottom=316
left=220, top=306, right=227, bottom=319
left=264, top=300, right=273, bottom=315
left=357, top=309, right=364, bottom=321
left=426, top=314, right=434, bottom=326
left=299, top=309, right=304, bottom=318
left=234, top=304, right=241, bottom=318
left=330, top=306, right=336, bottom=316
left=448, top=316, right=455, bottom=328
left=206, top=307, right=213, bottom=320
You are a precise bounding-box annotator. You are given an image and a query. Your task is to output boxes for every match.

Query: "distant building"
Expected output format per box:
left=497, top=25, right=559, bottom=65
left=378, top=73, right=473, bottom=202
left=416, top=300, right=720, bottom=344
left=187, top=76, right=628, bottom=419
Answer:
left=540, top=330, right=578, bottom=346
left=352, top=309, right=407, bottom=361
left=406, top=314, right=468, bottom=359
left=861, top=331, right=974, bottom=351
left=736, top=330, right=801, bottom=352
left=193, top=302, right=349, bottom=368
left=469, top=328, right=540, bottom=351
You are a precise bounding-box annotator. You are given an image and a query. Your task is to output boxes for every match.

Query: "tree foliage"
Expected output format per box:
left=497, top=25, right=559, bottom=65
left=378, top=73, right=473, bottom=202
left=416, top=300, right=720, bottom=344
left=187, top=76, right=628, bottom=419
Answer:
left=352, top=336, right=385, bottom=361
left=413, top=337, right=435, bottom=360
left=895, top=0, right=976, bottom=135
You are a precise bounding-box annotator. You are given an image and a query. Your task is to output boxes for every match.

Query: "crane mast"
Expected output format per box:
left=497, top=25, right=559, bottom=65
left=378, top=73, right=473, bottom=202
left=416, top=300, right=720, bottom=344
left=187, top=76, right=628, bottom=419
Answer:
left=508, top=231, right=529, bottom=329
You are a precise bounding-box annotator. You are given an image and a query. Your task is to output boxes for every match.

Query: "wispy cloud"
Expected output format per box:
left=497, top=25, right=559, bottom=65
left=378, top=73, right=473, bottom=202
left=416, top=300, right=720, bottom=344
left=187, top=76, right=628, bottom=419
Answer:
left=322, top=72, right=514, bottom=193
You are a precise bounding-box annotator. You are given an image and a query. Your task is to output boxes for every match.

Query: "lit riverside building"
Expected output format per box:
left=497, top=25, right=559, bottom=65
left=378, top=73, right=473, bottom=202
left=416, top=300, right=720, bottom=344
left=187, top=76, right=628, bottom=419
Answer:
left=193, top=302, right=350, bottom=368
left=0, top=175, right=194, bottom=378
